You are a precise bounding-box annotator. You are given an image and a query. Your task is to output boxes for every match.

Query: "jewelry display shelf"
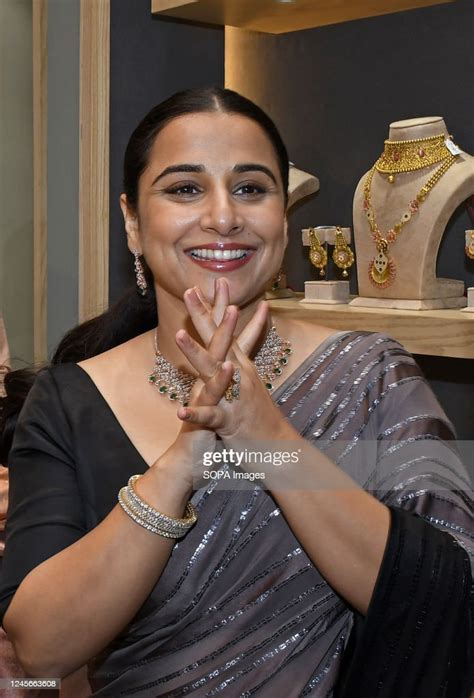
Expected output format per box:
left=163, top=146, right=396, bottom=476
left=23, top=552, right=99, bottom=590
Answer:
left=268, top=295, right=474, bottom=360
left=151, top=0, right=454, bottom=34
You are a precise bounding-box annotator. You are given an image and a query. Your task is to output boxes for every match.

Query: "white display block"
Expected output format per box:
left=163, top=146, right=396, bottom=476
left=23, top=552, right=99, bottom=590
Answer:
left=300, top=280, right=350, bottom=305
left=460, top=287, right=474, bottom=312
left=302, top=226, right=351, bottom=246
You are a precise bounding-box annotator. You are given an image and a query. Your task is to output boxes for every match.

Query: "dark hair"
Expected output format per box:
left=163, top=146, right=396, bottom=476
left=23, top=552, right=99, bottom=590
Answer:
left=0, top=86, right=289, bottom=462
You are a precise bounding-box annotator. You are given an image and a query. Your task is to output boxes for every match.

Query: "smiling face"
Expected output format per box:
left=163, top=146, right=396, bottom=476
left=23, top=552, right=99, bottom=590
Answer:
left=121, top=111, right=288, bottom=308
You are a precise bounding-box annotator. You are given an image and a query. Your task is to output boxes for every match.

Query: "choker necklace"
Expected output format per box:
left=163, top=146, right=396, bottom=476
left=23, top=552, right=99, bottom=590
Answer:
left=375, top=133, right=452, bottom=184
left=365, top=154, right=457, bottom=289
left=149, top=326, right=293, bottom=405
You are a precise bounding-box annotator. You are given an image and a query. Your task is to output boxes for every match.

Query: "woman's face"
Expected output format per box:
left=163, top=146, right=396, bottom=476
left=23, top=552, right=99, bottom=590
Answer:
left=122, top=111, right=288, bottom=307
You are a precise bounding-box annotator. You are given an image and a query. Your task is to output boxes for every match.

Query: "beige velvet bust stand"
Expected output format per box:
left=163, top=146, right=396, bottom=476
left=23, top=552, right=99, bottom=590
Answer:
left=288, top=163, right=320, bottom=209
left=351, top=117, right=474, bottom=310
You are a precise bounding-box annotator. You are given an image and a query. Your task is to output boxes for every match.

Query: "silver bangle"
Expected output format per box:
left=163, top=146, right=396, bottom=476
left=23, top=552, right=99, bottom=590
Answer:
left=117, top=474, right=197, bottom=539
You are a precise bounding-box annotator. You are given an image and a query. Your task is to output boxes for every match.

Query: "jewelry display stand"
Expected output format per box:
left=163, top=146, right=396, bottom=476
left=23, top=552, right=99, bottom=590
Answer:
left=461, top=287, right=474, bottom=313
left=300, top=226, right=351, bottom=304
left=351, top=117, right=474, bottom=310
left=287, top=163, right=320, bottom=209
left=266, top=163, right=320, bottom=300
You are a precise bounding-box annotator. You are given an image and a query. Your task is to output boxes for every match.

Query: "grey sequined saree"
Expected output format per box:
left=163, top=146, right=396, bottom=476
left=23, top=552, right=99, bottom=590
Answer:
left=1, top=331, right=472, bottom=696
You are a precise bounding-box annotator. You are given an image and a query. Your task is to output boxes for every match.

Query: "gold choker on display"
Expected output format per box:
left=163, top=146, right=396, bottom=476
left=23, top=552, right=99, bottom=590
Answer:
left=149, top=326, right=293, bottom=405
left=375, top=133, right=452, bottom=183
left=364, top=154, right=457, bottom=289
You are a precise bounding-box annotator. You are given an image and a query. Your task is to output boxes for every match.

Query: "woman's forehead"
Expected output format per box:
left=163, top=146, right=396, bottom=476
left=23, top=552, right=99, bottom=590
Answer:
left=148, top=112, right=279, bottom=167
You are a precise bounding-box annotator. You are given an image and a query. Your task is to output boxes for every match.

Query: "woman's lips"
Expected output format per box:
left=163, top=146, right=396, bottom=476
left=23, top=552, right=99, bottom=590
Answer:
left=185, top=243, right=257, bottom=271
left=187, top=250, right=255, bottom=271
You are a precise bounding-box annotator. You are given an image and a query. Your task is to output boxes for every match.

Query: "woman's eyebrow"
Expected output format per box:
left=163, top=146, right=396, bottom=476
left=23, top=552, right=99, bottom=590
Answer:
left=233, top=164, right=277, bottom=185
left=151, top=163, right=278, bottom=187
left=151, top=164, right=204, bottom=186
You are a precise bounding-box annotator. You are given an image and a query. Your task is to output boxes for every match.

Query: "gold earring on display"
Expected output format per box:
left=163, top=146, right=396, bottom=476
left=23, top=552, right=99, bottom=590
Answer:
left=308, top=228, right=327, bottom=277
left=132, top=249, right=147, bottom=296
left=332, top=227, right=355, bottom=278
left=465, top=230, right=474, bottom=260
left=271, top=267, right=283, bottom=290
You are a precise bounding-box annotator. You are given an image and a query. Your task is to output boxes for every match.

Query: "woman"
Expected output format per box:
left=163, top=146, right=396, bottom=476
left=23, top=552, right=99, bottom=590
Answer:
left=0, top=87, right=472, bottom=697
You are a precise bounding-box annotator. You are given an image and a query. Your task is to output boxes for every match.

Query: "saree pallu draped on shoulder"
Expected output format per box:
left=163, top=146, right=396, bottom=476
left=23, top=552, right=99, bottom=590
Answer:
left=88, top=332, right=473, bottom=697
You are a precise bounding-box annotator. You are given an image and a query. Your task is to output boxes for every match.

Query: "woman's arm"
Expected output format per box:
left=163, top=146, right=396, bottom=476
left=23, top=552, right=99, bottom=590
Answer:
left=261, top=429, right=391, bottom=614
left=4, top=449, right=192, bottom=679
left=3, top=291, right=242, bottom=679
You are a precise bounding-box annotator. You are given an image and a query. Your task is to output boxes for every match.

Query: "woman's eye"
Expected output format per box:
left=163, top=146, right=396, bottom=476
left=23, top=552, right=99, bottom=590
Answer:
left=235, top=183, right=267, bottom=197
left=166, top=183, right=201, bottom=196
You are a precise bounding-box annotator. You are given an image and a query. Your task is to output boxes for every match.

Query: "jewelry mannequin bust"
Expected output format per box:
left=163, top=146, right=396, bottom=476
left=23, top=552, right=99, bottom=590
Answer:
left=287, top=163, right=319, bottom=209
left=352, top=117, right=474, bottom=309
left=265, top=163, right=320, bottom=299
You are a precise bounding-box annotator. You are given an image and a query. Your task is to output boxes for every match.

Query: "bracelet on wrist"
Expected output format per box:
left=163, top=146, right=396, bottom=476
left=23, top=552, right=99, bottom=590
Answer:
left=117, top=474, right=197, bottom=539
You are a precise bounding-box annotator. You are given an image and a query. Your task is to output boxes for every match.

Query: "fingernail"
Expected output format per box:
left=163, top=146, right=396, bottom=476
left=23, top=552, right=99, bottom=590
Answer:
left=180, top=408, right=191, bottom=420
left=194, top=287, right=205, bottom=304
left=186, top=288, right=200, bottom=306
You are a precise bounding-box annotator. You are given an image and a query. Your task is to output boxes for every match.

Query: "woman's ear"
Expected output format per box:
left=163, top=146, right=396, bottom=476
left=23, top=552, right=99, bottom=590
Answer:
left=120, top=194, right=141, bottom=253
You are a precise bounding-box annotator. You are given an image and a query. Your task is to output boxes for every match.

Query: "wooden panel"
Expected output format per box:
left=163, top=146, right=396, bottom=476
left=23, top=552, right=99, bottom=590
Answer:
left=79, top=0, right=110, bottom=322
left=152, top=0, right=454, bottom=34
left=269, top=296, right=474, bottom=359
left=33, top=0, right=47, bottom=363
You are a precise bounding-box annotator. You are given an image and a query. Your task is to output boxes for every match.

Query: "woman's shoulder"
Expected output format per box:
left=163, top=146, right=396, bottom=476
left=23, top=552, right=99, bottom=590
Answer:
left=77, top=328, right=153, bottom=380
left=278, top=315, right=412, bottom=364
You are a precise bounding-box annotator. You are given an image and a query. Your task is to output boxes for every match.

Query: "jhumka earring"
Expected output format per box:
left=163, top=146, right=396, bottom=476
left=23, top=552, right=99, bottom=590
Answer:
left=465, top=230, right=474, bottom=260
left=132, top=249, right=147, bottom=296
left=332, top=227, right=355, bottom=278
left=308, top=228, right=327, bottom=277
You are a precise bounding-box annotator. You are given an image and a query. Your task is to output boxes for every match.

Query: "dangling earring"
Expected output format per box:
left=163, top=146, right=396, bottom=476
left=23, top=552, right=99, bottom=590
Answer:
left=332, top=227, right=355, bottom=278
left=308, top=228, right=327, bottom=277
left=271, top=266, right=283, bottom=290
left=465, top=230, right=474, bottom=260
left=132, top=249, right=147, bottom=296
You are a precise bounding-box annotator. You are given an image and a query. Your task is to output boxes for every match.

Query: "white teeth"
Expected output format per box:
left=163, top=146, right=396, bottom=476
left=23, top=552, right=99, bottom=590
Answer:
left=189, top=248, right=250, bottom=261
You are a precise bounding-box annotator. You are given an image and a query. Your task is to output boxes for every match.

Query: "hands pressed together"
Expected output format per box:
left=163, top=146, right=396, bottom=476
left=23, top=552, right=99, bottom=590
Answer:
left=174, top=277, right=297, bottom=447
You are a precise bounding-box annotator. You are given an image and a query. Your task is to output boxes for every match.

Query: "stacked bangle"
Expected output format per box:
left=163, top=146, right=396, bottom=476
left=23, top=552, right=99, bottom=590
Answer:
left=118, top=474, right=197, bottom=539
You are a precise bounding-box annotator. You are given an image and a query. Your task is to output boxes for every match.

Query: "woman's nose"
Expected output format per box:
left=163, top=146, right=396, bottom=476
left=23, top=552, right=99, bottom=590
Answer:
left=200, top=189, right=244, bottom=236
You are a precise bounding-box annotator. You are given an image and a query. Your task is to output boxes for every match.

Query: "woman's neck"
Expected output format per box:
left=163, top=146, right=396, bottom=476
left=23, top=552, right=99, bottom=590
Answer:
left=388, top=116, right=448, bottom=141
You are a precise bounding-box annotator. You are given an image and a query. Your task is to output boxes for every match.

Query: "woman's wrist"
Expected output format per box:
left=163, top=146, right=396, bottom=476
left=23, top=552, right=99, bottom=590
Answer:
left=137, top=461, right=193, bottom=520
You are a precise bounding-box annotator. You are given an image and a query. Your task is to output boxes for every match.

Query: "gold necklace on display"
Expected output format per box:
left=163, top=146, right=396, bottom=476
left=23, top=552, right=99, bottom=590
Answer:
left=364, top=153, right=457, bottom=289
left=148, top=326, right=293, bottom=405
left=375, top=133, right=452, bottom=184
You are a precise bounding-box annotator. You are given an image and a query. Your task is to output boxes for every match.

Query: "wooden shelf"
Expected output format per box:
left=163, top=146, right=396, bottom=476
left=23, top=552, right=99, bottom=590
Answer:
left=268, top=295, right=474, bottom=359
left=151, top=0, right=454, bottom=34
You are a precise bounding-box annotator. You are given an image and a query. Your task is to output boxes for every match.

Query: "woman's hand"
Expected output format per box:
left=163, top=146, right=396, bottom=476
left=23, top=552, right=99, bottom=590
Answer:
left=175, top=278, right=299, bottom=446
left=161, top=280, right=240, bottom=490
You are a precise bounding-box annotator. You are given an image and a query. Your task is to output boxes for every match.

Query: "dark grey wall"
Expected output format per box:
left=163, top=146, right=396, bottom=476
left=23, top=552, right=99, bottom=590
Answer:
left=109, top=0, right=224, bottom=302
left=226, top=0, right=474, bottom=293
left=226, top=1, right=474, bottom=438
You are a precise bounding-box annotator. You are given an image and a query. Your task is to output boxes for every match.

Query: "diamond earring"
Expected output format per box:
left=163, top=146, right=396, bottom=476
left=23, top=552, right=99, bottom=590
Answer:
left=132, top=249, right=147, bottom=296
